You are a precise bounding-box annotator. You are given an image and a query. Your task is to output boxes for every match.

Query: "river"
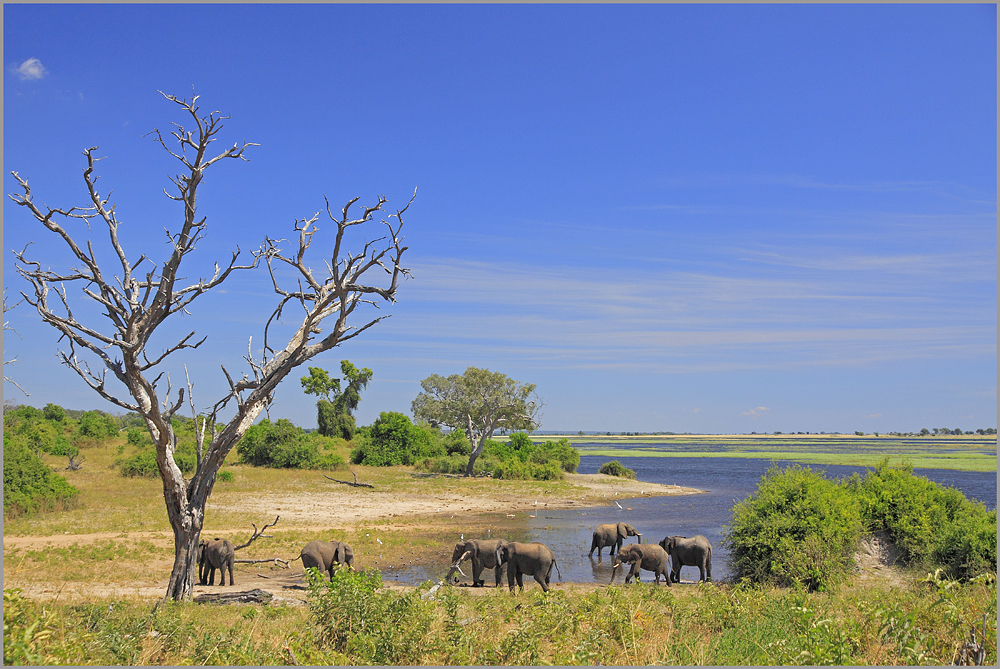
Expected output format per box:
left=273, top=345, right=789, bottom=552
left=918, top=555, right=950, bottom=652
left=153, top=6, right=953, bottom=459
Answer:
left=387, top=455, right=996, bottom=586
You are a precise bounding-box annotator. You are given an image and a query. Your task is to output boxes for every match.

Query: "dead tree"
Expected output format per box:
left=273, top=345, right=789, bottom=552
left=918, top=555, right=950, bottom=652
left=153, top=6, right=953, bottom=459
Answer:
left=9, top=91, right=412, bottom=601
left=3, top=290, right=28, bottom=396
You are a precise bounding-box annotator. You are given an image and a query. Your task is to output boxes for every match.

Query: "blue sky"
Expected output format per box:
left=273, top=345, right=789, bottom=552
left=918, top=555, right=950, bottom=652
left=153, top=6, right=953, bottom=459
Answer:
left=4, top=4, right=996, bottom=434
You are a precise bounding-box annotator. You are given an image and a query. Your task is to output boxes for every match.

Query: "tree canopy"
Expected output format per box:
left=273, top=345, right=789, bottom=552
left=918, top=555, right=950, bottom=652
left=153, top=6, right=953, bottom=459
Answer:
left=301, top=360, right=373, bottom=439
left=411, top=367, right=540, bottom=477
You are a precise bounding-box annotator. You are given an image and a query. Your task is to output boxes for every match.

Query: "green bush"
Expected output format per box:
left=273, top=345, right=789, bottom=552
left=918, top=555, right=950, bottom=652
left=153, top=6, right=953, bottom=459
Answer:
left=306, top=567, right=432, bottom=665
left=492, top=458, right=563, bottom=481
left=532, top=438, right=580, bottom=473
left=599, top=460, right=636, bottom=479
left=443, top=428, right=471, bottom=456
left=77, top=410, right=119, bottom=439
left=216, top=470, right=234, bottom=483
left=126, top=427, right=149, bottom=447
left=723, top=465, right=863, bottom=591
left=317, top=400, right=356, bottom=440
left=846, top=460, right=997, bottom=580
left=42, top=403, right=66, bottom=422
left=350, top=412, right=444, bottom=466
left=3, top=434, right=79, bottom=518
left=118, top=448, right=195, bottom=478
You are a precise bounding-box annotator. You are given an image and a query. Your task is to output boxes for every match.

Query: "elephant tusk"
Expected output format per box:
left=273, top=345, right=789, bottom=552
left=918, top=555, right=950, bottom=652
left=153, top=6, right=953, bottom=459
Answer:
left=449, top=562, right=467, bottom=577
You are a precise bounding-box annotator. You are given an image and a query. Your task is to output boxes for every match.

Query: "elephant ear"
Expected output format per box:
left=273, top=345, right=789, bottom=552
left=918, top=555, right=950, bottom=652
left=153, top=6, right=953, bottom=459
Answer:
left=618, top=523, right=627, bottom=539
left=334, top=543, right=344, bottom=564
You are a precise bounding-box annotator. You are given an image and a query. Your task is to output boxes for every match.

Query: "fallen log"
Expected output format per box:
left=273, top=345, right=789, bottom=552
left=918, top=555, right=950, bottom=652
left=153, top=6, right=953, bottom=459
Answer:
left=194, top=588, right=273, bottom=605
left=323, top=471, right=374, bottom=488
left=235, top=557, right=290, bottom=568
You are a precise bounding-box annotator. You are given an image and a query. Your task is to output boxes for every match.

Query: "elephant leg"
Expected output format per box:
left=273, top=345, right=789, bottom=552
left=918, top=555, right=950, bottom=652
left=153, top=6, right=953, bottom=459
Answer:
left=494, top=566, right=503, bottom=588
left=227, top=561, right=234, bottom=586
left=507, top=564, right=517, bottom=592
left=472, top=559, right=484, bottom=587
left=515, top=571, right=524, bottom=591
left=534, top=572, right=549, bottom=592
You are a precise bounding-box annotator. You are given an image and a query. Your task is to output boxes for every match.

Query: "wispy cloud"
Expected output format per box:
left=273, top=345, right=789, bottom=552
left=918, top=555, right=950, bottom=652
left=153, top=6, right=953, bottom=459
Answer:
left=13, top=57, right=48, bottom=80
left=743, top=407, right=769, bottom=418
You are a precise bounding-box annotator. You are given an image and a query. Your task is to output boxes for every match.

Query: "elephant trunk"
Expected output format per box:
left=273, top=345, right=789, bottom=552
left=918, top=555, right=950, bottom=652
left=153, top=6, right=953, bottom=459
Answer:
left=637, top=534, right=642, bottom=544
left=609, top=560, right=621, bottom=584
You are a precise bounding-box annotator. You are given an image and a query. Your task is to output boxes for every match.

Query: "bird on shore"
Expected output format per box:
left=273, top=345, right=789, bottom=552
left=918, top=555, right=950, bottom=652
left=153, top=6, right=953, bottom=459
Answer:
left=615, top=501, right=623, bottom=509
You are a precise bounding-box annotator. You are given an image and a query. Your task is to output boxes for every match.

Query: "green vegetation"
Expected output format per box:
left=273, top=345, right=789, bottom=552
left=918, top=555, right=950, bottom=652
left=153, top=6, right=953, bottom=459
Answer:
left=414, top=433, right=580, bottom=481
left=560, top=432, right=997, bottom=472
left=4, top=571, right=996, bottom=665
left=351, top=411, right=444, bottom=466
left=725, top=461, right=997, bottom=591
left=3, top=406, right=80, bottom=518
left=598, top=460, right=636, bottom=479
left=236, top=418, right=347, bottom=470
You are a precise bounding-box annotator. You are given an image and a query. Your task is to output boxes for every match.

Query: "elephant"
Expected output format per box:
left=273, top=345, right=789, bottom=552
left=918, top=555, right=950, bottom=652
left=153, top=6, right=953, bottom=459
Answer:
left=496, top=541, right=562, bottom=593
left=659, top=535, right=712, bottom=583
left=609, top=543, right=670, bottom=585
left=449, top=538, right=508, bottom=587
left=198, top=537, right=235, bottom=586
left=589, top=522, right=642, bottom=563
left=299, top=540, right=355, bottom=580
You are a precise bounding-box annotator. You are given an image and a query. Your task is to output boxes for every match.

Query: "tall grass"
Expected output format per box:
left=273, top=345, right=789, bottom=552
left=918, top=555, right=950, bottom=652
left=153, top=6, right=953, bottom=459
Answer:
left=5, top=570, right=995, bottom=665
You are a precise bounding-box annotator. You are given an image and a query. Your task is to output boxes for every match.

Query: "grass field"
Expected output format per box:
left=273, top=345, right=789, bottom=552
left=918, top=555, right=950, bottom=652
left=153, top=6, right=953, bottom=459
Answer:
left=502, top=433, right=997, bottom=472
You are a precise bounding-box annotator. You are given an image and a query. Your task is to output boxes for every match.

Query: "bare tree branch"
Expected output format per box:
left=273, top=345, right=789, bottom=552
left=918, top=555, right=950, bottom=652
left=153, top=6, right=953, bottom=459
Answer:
left=7, top=91, right=413, bottom=602
left=233, top=516, right=281, bottom=551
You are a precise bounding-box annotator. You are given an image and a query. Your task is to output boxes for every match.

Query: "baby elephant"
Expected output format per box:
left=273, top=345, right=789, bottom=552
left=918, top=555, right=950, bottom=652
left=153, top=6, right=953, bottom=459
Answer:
left=497, top=541, right=562, bottom=593
left=589, top=522, right=642, bottom=563
left=299, top=540, right=355, bottom=581
left=198, top=537, right=235, bottom=586
left=610, top=543, right=671, bottom=585
left=659, top=535, right=712, bottom=583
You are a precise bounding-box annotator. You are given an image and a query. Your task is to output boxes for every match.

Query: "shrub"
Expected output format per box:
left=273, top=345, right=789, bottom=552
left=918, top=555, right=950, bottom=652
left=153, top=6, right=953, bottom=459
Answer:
left=847, top=460, right=997, bottom=580
left=723, top=464, right=863, bottom=591
left=77, top=410, right=119, bottom=439
left=306, top=567, right=432, bottom=665
left=351, top=412, right=444, bottom=466
left=532, top=438, right=580, bottom=473
left=493, top=459, right=563, bottom=481
left=42, top=403, right=66, bottom=422
left=443, top=428, right=471, bottom=456
left=3, top=434, right=79, bottom=518
left=317, top=400, right=356, bottom=440
left=119, top=448, right=195, bottom=477
left=126, top=427, right=149, bottom=447
left=237, top=418, right=313, bottom=468
left=216, top=470, right=234, bottom=483
left=599, top=461, right=636, bottom=479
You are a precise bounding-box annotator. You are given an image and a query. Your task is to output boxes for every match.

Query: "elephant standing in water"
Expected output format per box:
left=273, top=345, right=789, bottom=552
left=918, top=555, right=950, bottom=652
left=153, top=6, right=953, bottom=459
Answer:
left=589, top=522, right=642, bottom=563
left=497, top=541, right=562, bottom=593
left=198, top=538, right=235, bottom=586
left=610, top=543, right=671, bottom=585
left=299, top=540, right=355, bottom=580
left=659, top=535, right=712, bottom=583
left=449, top=538, right=509, bottom=587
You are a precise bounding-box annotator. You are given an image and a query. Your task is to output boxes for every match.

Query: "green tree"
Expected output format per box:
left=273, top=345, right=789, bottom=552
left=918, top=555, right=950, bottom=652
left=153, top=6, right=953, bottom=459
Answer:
left=411, top=367, right=541, bottom=477
left=350, top=411, right=442, bottom=466
left=301, top=360, right=373, bottom=439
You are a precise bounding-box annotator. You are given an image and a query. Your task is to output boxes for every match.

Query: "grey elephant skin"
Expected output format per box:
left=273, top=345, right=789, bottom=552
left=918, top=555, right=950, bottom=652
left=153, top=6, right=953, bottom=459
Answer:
left=659, top=535, right=712, bottom=583
left=450, top=538, right=508, bottom=587
left=610, top=543, right=671, bottom=585
left=198, top=538, right=235, bottom=586
left=589, top=522, right=642, bottom=563
left=300, top=540, right=355, bottom=580
left=497, top=541, right=562, bottom=593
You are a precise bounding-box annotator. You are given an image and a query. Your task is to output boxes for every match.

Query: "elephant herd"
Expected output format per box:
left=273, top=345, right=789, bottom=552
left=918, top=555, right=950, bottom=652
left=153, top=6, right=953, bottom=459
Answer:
left=195, top=522, right=711, bottom=593
left=444, top=523, right=713, bottom=592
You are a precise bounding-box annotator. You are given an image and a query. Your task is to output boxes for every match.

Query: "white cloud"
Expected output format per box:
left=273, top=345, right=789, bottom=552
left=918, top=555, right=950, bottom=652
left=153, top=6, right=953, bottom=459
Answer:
left=742, top=407, right=770, bottom=417
left=14, top=57, right=48, bottom=80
